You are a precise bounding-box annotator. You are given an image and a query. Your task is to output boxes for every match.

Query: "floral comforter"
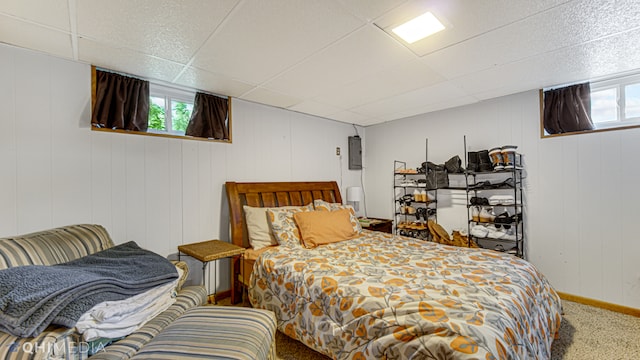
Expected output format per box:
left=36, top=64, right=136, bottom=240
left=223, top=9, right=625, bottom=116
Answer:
left=249, top=231, right=562, bottom=360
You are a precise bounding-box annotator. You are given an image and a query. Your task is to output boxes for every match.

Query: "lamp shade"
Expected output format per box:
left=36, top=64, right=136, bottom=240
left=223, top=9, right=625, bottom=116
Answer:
left=346, top=187, right=362, bottom=202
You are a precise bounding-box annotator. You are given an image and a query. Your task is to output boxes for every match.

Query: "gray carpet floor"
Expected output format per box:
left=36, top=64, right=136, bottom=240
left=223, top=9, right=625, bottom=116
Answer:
left=274, top=300, right=640, bottom=359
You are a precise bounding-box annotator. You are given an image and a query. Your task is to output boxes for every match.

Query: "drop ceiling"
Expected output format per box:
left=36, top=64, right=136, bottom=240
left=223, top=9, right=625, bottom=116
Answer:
left=2, top=0, right=640, bottom=126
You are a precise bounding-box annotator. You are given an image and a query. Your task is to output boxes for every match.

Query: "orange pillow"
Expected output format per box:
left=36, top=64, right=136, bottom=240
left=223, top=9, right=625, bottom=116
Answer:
left=293, top=209, right=358, bottom=248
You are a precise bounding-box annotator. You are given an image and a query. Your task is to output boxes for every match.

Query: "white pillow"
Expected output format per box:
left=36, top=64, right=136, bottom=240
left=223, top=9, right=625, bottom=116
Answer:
left=243, top=205, right=277, bottom=250
left=243, top=205, right=310, bottom=250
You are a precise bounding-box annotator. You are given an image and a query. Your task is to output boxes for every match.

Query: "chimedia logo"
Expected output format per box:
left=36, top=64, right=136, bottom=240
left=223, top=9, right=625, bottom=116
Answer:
left=7, top=341, right=107, bottom=354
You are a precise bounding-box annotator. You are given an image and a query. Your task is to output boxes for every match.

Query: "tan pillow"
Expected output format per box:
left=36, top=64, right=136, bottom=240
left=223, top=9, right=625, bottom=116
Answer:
left=313, top=199, right=363, bottom=233
left=243, top=205, right=278, bottom=250
left=293, top=209, right=358, bottom=248
left=243, top=205, right=310, bottom=250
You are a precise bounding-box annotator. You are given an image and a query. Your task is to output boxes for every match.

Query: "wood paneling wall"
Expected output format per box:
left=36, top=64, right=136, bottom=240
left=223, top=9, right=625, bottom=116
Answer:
left=0, top=43, right=363, bottom=292
left=365, top=90, right=640, bottom=309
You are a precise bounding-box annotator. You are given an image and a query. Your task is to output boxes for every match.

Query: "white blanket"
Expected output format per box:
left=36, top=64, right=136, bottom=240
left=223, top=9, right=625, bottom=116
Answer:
left=75, top=267, right=182, bottom=341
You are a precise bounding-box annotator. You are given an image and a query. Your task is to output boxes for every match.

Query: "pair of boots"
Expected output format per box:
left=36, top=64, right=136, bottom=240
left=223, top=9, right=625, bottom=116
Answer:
left=467, top=150, right=492, bottom=172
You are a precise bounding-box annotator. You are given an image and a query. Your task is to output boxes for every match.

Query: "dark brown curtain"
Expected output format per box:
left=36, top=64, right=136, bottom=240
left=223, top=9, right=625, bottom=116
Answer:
left=92, top=70, right=149, bottom=131
left=543, top=82, right=594, bottom=135
left=185, top=92, right=229, bottom=140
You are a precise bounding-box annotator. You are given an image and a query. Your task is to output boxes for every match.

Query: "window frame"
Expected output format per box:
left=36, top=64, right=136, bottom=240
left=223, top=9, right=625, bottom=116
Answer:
left=90, top=66, right=232, bottom=143
left=148, top=84, right=195, bottom=136
left=540, top=73, right=640, bottom=138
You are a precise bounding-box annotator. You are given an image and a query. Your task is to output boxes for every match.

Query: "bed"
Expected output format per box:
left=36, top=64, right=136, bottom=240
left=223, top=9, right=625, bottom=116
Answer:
left=225, top=181, right=562, bottom=359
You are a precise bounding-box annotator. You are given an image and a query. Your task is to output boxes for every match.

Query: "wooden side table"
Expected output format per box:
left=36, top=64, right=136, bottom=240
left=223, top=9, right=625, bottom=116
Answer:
left=359, top=217, right=393, bottom=234
left=178, top=239, right=245, bottom=304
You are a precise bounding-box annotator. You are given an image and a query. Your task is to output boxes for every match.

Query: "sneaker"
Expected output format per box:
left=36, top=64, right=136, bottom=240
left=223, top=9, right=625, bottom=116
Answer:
left=400, top=179, right=417, bottom=187
left=471, top=206, right=480, bottom=222
left=479, top=207, right=495, bottom=222
left=506, top=246, right=518, bottom=255
left=470, top=225, right=489, bottom=238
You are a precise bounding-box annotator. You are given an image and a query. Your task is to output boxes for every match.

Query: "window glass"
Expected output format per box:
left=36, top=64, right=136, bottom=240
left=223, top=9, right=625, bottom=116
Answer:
left=591, top=88, right=617, bottom=124
left=625, top=83, right=640, bottom=119
left=149, top=96, right=166, bottom=131
left=171, top=100, right=193, bottom=132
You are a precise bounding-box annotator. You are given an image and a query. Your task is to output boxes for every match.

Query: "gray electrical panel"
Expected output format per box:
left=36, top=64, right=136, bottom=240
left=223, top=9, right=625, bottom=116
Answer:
left=348, top=136, right=362, bottom=170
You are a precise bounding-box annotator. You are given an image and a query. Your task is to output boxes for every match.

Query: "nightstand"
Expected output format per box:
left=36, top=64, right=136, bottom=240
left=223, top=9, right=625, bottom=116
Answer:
left=359, top=217, right=393, bottom=234
left=178, top=239, right=245, bottom=304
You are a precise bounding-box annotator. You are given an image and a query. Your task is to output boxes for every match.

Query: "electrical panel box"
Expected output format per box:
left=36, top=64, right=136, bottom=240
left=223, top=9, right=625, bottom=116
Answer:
left=348, top=136, right=362, bottom=170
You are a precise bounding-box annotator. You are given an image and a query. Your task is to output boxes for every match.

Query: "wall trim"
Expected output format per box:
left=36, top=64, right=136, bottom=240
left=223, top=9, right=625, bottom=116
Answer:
left=557, top=291, right=640, bottom=318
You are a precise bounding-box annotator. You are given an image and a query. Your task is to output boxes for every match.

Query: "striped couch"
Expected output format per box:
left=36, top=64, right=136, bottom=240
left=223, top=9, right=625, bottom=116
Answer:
left=0, top=224, right=276, bottom=360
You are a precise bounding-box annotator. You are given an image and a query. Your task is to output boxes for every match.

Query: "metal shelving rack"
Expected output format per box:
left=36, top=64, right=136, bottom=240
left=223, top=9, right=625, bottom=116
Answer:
left=463, top=135, right=525, bottom=259
left=393, top=139, right=438, bottom=241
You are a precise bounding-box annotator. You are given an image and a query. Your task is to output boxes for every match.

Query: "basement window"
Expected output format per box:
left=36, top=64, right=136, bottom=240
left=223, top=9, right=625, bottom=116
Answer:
left=91, top=66, right=232, bottom=143
left=590, top=74, right=640, bottom=130
left=148, top=84, right=194, bottom=136
left=541, top=73, right=640, bottom=137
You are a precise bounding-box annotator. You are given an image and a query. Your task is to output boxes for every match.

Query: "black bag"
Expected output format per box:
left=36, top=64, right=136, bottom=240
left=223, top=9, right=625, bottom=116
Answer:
left=425, top=168, right=449, bottom=189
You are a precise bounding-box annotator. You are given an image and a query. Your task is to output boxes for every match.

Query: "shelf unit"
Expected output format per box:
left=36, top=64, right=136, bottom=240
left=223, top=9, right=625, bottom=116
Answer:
left=463, top=137, right=525, bottom=258
left=393, top=139, right=438, bottom=241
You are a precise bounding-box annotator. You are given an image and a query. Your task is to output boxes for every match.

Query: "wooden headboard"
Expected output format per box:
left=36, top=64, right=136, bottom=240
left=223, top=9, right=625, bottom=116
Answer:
left=225, top=181, right=342, bottom=249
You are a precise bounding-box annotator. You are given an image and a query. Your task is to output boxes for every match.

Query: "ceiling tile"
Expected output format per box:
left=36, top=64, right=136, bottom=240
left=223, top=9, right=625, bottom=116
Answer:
left=288, top=100, right=345, bottom=119
left=193, top=0, right=364, bottom=85
left=0, top=15, right=72, bottom=59
left=77, top=0, right=239, bottom=64
left=456, top=26, right=640, bottom=101
left=374, top=0, right=569, bottom=56
left=241, top=88, right=303, bottom=109
left=351, top=81, right=472, bottom=118
left=263, top=25, right=416, bottom=100
left=175, top=67, right=254, bottom=97
left=331, top=110, right=379, bottom=125
left=422, top=0, right=640, bottom=80
left=0, top=0, right=70, bottom=31
left=337, top=0, right=407, bottom=22
left=314, top=58, right=445, bottom=109
left=78, top=38, right=184, bottom=83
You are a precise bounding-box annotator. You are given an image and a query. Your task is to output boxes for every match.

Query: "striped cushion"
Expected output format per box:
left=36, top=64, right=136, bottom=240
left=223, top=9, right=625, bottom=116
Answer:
left=0, top=225, right=206, bottom=360
left=0, top=224, right=114, bottom=269
left=88, top=286, right=207, bottom=360
left=130, top=306, right=277, bottom=360
left=0, top=287, right=206, bottom=360
left=0, top=325, right=86, bottom=360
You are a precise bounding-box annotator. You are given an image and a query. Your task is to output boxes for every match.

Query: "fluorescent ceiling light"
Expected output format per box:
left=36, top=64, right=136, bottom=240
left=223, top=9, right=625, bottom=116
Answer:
left=391, top=12, right=444, bottom=44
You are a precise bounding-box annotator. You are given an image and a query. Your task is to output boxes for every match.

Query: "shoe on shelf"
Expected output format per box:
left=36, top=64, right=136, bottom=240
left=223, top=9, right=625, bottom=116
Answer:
left=399, top=194, right=413, bottom=205
left=471, top=206, right=480, bottom=222
left=479, top=207, right=495, bottom=223
left=494, top=244, right=505, bottom=252
left=494, top=212, right=512, bottom=229
left=470, top=196, right=489, bottom=206
left=470, top=225, right=489, bottom=238
left=400, top=179, right=417, bottom=187
left=489, top=147, right=504, bottom=171
left=506, top=246, right=518, bottom=255
left=478, top=150, right=493, bottom=172
left=467, top=151, right=479, bottom=172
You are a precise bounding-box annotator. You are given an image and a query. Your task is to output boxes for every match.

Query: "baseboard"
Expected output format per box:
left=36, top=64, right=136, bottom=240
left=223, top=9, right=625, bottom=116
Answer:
left=557, top=291, right=640, bottom=318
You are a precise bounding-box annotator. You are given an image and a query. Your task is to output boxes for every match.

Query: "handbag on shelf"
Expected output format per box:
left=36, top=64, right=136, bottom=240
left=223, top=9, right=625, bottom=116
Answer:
left=425, top=167, right=449, bottom=189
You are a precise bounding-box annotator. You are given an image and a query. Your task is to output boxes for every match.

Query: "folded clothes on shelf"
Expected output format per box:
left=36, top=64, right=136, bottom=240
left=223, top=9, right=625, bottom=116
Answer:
left=488, top=195, right=514, bottom=205
left=470, top=224, right=522, bottom=241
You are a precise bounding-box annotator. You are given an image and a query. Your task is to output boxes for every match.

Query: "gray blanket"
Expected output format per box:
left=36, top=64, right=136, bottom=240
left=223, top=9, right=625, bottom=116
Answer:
left=0, top=241, right=178, bottom=338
